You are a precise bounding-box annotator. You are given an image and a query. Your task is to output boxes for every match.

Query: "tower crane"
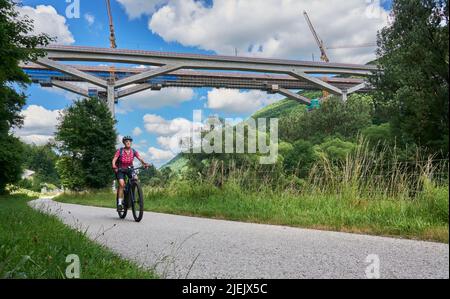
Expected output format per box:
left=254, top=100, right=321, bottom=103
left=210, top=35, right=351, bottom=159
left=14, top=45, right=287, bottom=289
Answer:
left=106, top=0, right=117, bottom=49
left=105, top=0, right=117, bottom=87
left=303, top=10, right=329, bottom=99
left=303, top=10, right=329, bottom=63
left=327, top=43, right=377, bottom=50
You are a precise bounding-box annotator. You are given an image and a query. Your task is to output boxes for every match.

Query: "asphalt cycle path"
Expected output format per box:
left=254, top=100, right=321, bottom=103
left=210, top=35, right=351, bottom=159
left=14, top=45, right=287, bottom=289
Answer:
left=30, top=198, right=449, bottom=279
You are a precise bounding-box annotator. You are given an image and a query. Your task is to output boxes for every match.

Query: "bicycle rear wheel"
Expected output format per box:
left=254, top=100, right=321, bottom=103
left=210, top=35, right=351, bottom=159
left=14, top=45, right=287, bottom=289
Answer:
left=131, top=182, right=144, bottom=222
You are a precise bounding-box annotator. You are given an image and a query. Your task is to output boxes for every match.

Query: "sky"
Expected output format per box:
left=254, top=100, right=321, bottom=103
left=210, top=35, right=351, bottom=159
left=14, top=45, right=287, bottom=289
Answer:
left=13, top=0, right=392, bottom=167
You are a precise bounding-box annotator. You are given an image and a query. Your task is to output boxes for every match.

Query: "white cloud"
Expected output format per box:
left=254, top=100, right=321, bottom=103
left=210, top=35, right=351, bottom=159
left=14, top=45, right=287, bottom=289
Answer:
left=132, top=127, right=143, bottom=137
left=143, top=114, right=193, bottom=137
left=133, top=139, right=149, bottom=150
left=13, top=105, right=60, bottom=145
left=148, top=147, right=176, bottom=162
left=17, top=5, right=75, bottom=45
left=207, top=89, right=284, bottom=114
left=142, top=113, right=204, bottom=163
left=117, top=87, right=195, bottom=113
left=149, top=0, right=389, bottom=63
left=84, top=13, right=95, bottom=26
left=19, top=135, right=55, bottom=146
left=116, top=0, right=167, bottom=19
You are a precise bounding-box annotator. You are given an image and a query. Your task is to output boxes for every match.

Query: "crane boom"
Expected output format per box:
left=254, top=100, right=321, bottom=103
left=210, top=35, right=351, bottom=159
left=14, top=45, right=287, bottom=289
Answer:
left=106, top=0, right=117, bottom=49
left=303, top=10, right=329, bottom=63
left=327, top=43, right=377, bottom=50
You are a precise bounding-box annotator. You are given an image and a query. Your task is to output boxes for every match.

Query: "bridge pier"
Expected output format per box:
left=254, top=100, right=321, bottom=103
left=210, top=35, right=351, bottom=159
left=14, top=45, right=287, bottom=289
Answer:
left=342, top=91, right=348, bottom=102
left=107, top=84, right=116, bottom=116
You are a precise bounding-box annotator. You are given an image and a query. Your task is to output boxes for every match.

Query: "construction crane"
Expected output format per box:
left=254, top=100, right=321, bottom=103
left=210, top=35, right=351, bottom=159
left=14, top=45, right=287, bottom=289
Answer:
left=105, top=0, right=117, bottom=87
left=106, top=0, right=117, bottom=49
left=303, top=10, right=329, bottom=63
left=303, top=10, right=329, bottom=100
left=327, top=42, right=377, bottom=50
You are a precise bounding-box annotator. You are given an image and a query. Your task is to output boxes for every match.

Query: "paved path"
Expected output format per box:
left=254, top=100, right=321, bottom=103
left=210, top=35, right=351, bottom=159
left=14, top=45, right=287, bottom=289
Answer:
left=29, top=198, right=449, bottom=279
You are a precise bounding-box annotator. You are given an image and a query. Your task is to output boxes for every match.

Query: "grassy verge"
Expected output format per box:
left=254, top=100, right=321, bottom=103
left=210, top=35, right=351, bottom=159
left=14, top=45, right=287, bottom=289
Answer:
left=56, top=180, right=449, bottom=243
left=0, top=193, right=157, bottom=279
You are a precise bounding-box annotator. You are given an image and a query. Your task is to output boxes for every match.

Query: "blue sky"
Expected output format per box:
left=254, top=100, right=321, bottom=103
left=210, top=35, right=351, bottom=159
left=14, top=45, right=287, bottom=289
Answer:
left=15, top=0, right=392, bottom=166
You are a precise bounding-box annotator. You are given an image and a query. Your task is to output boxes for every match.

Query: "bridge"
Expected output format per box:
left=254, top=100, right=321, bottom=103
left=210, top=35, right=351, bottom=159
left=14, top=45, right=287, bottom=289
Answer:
left=22, top=45, right=378, bottom=115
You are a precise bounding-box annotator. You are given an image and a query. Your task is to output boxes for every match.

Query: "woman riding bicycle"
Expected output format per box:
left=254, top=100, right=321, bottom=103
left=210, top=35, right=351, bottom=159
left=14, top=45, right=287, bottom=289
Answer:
left=112, top=136, right=150, bottom=211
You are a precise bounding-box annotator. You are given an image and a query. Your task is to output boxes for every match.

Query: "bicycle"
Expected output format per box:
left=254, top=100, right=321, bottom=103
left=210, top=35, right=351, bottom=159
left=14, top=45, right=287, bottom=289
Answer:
left=116, top=166, right=145, bottom=222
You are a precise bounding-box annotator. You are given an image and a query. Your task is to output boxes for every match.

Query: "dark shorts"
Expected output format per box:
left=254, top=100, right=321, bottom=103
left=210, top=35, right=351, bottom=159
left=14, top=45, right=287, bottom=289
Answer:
left=116, top=170, right=132, bottom=181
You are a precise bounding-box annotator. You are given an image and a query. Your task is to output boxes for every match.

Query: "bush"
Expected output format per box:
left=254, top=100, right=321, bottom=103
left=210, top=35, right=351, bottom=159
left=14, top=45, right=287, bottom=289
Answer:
left=17, top=179, right=32, bottom=190
left=314, top=137, right=357, bottom=163
left=362, top=123, right=393, bottom=148
left=283, top=140, right=318, bottom=177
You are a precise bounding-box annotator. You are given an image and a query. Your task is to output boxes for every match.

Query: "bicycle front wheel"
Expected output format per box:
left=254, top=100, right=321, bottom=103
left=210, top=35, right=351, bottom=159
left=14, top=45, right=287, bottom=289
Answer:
left=131, top=182, right=144, bottom=222
left=117, top=191, right=128, bottom=219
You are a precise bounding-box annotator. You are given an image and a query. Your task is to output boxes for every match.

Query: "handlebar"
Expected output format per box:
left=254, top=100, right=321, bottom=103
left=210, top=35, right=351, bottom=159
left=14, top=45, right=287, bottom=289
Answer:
left=116, top=166, right=147, bottom=172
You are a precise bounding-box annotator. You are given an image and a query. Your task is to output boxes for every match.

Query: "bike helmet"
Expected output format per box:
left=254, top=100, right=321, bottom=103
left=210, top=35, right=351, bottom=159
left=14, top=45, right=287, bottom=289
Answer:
left=122, top=136, right=133, bottom=144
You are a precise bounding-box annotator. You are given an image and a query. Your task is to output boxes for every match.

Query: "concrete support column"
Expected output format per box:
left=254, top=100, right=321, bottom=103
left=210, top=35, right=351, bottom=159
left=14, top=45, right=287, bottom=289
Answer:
left=107, top=84, right=116, bottom=117
left=342, top=91, right=348, bottom=102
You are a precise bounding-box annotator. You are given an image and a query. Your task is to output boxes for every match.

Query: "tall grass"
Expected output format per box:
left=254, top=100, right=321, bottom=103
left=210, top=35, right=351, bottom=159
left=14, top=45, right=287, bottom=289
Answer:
left=56, top=138, right=449, bottom=242
left=139, top=138, right=448, bottom=241
left=306, top=139, right=449, bottom=200
left=184, top=138, right=449, bottom=202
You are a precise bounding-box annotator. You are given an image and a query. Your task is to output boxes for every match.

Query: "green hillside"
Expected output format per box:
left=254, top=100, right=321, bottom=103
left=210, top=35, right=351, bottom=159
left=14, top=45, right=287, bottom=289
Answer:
left=160, top=153, right=188, bottom=172
left=252, top=91, right=321, bottom=119
left=163, top=90, right=321, bottom=172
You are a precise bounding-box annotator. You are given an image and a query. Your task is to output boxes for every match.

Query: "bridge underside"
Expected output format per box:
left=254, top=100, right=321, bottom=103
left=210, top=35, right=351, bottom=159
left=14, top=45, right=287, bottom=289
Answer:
left=24, top=45, right=377, bottom=115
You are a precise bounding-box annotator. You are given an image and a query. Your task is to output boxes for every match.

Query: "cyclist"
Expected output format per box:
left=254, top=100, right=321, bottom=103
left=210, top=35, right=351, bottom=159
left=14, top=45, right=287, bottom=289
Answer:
left=112, top=136, right=150, bottom=211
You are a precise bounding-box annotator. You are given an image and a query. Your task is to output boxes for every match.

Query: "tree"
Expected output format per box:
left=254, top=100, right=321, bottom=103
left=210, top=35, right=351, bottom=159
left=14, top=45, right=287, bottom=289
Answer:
left=0, top=0, right=51, bottom=193
left=280, top=94, right=374, bottom=144
left=55, top=98, right=117, bottom=190
left=0, top=135, right=25, bottom=192
left=55, top=156, right=86, bottom=191
left=138, top=164, right=158, bottom=186
left=371, top=0, right=449, bottom=154
left=22, top=143, right=60, bottom=185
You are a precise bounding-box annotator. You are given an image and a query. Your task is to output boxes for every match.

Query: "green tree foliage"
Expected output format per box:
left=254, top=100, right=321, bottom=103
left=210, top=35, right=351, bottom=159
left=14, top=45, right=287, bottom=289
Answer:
left=371, top=0, right=449, bottom=154
left=55, top=156, right=86, bottom=191
left=0, top=0, right=51, bottom=193
left=0, top=135, right=24, bottom=192
left=137, top=164, right=158, bottom=185
left=280, top=94, right=374, bottom=143
left=283, top=140, right=318, bottom=177
left=55, top=98, right=117, bottom=190
left=361, top=123, right=393, bottom=148
left=315, top=137, right=357, bottom=163
left=22, top=143, right=60, bottom=185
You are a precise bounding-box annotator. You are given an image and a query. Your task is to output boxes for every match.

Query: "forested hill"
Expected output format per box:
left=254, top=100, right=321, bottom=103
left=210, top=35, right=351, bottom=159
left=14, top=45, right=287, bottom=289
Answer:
left=252, top=91, right=321, bottom=120
left=162, top=91, right=322, bottom=172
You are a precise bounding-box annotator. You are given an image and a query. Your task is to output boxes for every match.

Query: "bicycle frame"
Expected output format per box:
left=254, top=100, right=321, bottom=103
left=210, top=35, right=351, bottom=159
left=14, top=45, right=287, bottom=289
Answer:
left=116, top=166, right=145, bottom=222
left=118, top=167, right=141, bottom=206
